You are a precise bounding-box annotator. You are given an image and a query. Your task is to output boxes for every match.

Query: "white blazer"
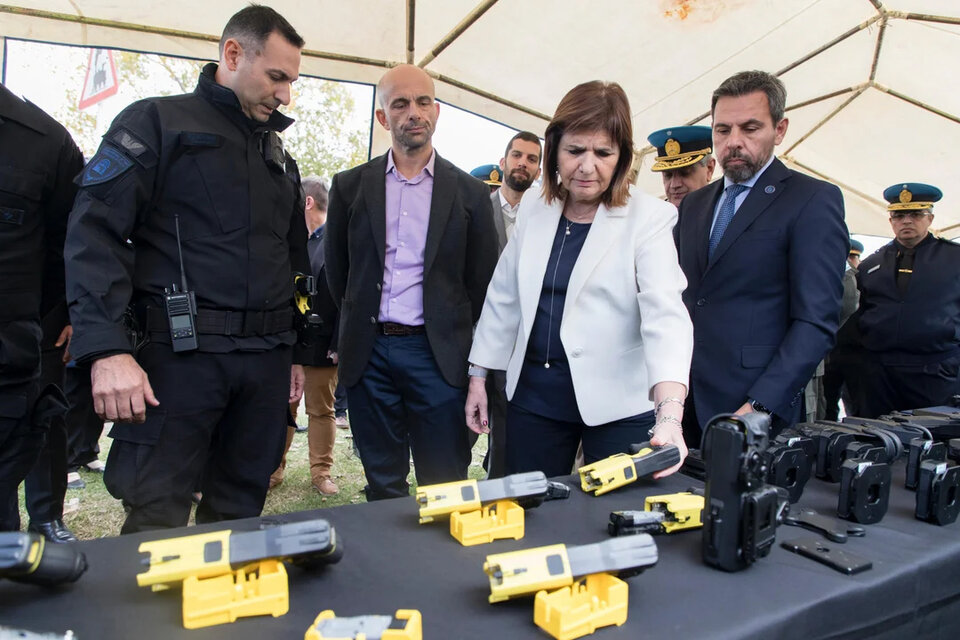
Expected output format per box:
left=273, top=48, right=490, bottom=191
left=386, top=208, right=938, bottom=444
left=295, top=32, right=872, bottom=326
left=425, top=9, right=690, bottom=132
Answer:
left=469, top=186, right=693, bottom=426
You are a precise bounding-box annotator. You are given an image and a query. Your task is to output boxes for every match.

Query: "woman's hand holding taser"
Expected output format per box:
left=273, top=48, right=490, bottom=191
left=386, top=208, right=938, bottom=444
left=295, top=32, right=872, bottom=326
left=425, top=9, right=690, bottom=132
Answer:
left=650, top=381, right=688, bottom=478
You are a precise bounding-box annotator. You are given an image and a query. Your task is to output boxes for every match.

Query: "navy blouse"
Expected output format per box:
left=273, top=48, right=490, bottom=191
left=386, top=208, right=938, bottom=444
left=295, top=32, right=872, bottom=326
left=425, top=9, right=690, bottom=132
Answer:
left=511, top=216, right=591, bottom=422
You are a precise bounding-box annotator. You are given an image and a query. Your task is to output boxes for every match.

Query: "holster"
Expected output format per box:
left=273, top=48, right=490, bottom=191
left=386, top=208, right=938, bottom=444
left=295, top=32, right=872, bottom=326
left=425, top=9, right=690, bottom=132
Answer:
left=31, top=383, right=69, bottom=431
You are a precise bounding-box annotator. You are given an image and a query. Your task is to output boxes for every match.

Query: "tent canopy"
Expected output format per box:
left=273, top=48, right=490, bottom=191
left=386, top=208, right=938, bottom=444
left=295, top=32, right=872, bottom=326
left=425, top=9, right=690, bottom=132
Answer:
left=3, top=0, right=959, bottom=236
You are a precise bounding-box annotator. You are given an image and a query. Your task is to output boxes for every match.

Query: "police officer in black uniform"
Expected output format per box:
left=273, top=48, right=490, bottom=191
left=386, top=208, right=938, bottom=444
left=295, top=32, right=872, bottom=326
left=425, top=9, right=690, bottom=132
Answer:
left=65, top=6, right=311, bottom=534
left=0, top=83, right=83, bottom=535
left=856, top=183, right=960, bottom=417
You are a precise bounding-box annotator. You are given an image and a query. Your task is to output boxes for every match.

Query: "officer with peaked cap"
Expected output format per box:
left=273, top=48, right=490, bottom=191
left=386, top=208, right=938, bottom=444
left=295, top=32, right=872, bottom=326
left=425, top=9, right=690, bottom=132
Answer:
left=470, top=164, right=503, bottom=193
left=855, top=183, right=960, bottom=417
left=847, top=238, right=864, bottom=269
left=647, top=125, right=716, bottom=207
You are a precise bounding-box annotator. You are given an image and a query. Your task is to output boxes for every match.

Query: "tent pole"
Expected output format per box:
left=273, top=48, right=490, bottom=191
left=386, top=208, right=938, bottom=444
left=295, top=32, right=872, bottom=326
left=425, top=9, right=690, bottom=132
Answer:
left=431, top=71, right=550, bottom=121
left=781, top=157, right=889, bottom=211
left=893, top=12, right=960, bottom=26
left=417, top=0, right=498, bottom=68
left=874, top=84, right=960, bottom=125
left=868, top=15, right=887, bottom=80
left=406, top=0, right=415, bottom=64
left=775, top=15, right=881, bottom=77
left=785, top=85, right=865, bottom=113
left=782, top=87, right=867, bottom=156
left=0, top=5, right=391, bottom=69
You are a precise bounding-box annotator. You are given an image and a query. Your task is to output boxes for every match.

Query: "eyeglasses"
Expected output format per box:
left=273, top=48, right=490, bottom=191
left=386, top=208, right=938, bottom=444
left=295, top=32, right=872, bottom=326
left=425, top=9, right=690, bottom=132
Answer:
left=890, top=211, right=930, bottom=221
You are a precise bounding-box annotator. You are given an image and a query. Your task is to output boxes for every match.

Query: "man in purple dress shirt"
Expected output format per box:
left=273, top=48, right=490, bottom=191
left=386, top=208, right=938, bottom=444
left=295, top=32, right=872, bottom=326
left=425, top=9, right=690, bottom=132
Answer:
left=325, top=65, right=499, bottom=500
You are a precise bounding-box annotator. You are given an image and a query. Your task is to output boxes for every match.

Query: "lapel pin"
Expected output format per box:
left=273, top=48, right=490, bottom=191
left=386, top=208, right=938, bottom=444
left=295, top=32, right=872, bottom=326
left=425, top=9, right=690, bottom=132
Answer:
left=764, top=185, right=776, bottom=194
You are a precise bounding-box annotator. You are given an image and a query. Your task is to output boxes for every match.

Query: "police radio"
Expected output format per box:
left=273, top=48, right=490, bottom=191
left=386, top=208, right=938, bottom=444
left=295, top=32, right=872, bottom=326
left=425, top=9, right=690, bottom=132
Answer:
left=164, top=214, right=198, bottom=352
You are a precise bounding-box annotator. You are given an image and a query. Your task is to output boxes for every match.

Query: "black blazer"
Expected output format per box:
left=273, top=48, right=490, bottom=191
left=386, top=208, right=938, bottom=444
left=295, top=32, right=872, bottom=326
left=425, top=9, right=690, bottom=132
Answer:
left=676, top=158, right=848, bottom=425
left=325, top=152, right=499, bottom=387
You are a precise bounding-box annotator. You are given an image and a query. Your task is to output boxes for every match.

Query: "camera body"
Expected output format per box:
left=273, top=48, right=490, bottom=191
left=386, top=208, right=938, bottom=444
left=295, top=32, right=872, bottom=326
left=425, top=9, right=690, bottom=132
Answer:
left=915, top=460, right=960, bottom=526
left=837, top=458, right=890, bottom=524
left=701, top=413, right=784, bottom=572
left=762, top=434, right=815, bottom=503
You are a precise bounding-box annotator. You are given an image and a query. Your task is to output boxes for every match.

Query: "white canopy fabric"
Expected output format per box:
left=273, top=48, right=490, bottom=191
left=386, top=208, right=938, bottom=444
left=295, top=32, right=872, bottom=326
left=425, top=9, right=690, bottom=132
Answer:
left=2, top=0, right=959, bottom=236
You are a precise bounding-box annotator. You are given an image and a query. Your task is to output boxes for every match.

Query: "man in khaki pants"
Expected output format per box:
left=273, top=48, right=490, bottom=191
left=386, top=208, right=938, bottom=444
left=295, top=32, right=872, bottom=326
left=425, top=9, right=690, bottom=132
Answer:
left=271, top=177, right=340, bottom=495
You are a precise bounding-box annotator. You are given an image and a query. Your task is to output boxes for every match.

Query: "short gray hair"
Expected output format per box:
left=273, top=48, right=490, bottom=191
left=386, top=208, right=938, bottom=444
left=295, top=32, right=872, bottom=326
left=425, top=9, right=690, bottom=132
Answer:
left=301, top=176, right=328, bottom=211
left=711, top=71, right=786, bottom=124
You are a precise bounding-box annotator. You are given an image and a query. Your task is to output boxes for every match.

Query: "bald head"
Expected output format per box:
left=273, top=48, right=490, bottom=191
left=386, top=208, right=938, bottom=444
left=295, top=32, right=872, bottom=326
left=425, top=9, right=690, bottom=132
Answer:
left=377, top=64, right=434, bottom=108
left=375, top=64, right=440, bottom=155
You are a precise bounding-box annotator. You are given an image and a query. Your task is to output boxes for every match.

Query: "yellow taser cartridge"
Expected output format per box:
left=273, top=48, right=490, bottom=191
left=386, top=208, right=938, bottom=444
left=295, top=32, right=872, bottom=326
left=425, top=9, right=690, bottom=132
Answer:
left=644, top=491, right=704, bottom=533
left=483, top=536, right=658, bottom=603
left=416, top=479, right=482, bottom=524
left=579, top=443, right=680, bottom=496
left=484, top=544, right=573, bottom=603
left=416, top=472, right=551, bottom=524
left=137, top=530, right=233, bottom=591
left=579, top=454, right=637, bottom=496
left=137, top=519, right=341, bottom=591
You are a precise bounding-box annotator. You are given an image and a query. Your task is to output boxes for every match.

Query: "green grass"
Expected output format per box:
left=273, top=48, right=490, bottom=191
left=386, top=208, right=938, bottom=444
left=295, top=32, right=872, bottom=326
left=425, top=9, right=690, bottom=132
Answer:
left=18, top=413, right=488, bottom=540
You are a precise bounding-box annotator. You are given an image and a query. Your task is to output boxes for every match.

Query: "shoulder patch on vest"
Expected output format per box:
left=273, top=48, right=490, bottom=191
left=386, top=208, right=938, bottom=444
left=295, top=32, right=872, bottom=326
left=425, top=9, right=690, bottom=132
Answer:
left=80, top=144, right=135, bottom=186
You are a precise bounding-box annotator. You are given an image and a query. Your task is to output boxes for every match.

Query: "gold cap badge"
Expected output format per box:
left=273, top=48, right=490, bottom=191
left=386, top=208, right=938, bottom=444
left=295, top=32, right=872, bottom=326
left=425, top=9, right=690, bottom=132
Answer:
left=664, top=138, right=681, bottom=158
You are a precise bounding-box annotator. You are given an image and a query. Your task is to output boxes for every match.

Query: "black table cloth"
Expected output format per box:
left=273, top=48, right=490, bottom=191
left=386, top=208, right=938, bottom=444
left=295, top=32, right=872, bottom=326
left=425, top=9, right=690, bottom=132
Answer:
left=2, top=463, right=959, bottom=639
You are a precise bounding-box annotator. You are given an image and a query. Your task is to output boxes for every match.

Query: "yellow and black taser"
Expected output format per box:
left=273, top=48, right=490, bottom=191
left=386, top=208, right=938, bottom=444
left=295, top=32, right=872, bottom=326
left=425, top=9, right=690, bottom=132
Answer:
left=579, top=442, right=680, bottom=496
left=482, top=536, right=658, bottom=603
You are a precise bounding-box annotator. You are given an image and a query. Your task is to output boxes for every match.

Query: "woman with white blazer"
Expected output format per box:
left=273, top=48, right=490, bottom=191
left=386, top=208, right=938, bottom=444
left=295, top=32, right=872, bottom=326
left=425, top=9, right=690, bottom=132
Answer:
left=465, top=81, right=693, bottom=477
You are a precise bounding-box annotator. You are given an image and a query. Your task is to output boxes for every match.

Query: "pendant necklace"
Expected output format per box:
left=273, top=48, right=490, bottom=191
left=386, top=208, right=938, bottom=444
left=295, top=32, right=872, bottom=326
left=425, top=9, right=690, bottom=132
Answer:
left=544, top=219, right=574, bottom=368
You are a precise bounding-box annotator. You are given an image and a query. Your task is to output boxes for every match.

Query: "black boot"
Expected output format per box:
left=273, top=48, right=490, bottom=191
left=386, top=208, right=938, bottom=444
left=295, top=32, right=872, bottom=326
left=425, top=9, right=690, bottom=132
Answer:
left=28, top=519, right=78, bottom=543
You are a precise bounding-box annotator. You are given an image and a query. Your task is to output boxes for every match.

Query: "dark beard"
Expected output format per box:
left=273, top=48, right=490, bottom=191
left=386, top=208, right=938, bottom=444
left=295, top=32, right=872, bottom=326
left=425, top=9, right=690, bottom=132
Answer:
left=721, top=149, right=767, bottom=183
left=505, top=172, right=533, bottom=192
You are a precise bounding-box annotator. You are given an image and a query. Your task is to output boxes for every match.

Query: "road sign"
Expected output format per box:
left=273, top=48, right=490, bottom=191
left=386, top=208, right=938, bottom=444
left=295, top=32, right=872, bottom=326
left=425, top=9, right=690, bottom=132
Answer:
left=79, top=48, right=119, bottom=110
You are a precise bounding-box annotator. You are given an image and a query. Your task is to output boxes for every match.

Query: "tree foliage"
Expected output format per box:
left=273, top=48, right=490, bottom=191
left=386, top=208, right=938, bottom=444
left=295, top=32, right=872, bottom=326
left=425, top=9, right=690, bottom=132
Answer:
left=285, top=79, right=369, bottom=180
left=40, top=45, right=369, bottom=177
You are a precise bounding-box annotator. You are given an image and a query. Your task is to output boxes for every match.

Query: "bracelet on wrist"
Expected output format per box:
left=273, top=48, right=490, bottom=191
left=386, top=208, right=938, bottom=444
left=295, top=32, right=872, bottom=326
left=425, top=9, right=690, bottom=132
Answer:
left=655, top=397, right=685, bottom=414
left=649, top=415, right=683, bottom=437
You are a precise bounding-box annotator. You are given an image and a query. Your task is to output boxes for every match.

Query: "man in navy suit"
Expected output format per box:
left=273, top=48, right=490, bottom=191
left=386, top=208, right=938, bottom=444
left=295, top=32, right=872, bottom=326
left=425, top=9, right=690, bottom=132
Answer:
left=675, top=70, right=848, bottom=447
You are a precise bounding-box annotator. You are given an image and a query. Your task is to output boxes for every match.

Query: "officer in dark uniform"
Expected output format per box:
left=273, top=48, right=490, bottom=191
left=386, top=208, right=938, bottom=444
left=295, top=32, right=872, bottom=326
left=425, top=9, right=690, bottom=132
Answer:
left=856, top=183, right=960, bottom=417
left=0, top=83, right=83, bottom=535
left=64, top=6, right=311, bottom=534
left=822, top=238, right=864, bottom=420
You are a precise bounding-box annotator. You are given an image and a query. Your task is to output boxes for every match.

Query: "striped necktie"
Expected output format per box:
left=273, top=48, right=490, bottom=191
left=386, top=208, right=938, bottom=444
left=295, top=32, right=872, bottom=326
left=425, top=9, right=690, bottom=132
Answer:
left=709, top=183, right=748, bottom=258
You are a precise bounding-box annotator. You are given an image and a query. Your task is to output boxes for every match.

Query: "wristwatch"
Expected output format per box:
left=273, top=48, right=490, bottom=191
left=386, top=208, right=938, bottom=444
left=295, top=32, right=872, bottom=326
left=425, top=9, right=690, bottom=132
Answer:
left=749, top=399, right=770, bottom=414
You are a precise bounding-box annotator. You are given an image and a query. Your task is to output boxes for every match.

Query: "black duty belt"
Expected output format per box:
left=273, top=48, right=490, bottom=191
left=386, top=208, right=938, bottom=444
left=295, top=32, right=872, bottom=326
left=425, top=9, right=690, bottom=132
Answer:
left=145, top=307, right=294, bottom=337
left=378, top=322, right=425, bottom=336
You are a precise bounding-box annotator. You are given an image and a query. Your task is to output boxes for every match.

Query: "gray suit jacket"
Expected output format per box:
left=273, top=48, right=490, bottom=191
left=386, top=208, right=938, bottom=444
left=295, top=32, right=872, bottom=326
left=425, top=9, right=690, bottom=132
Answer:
left=490, top=190, right=507, bottom=253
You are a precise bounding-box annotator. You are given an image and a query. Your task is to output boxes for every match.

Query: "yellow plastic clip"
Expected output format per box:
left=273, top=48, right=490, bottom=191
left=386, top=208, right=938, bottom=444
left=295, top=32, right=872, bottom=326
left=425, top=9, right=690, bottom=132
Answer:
left=534, top=573, right=629, bottom=640
left=415, top=479, right=481, bottom=524
left=450, top=499, right=524, bottom=546
left=181, top=559, right=288, bottom=629
left=305, top=609, right=422, bottom=640
left=578, top=453, right=638, bottom=496
left=644, top=491, right=704, bottom=533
